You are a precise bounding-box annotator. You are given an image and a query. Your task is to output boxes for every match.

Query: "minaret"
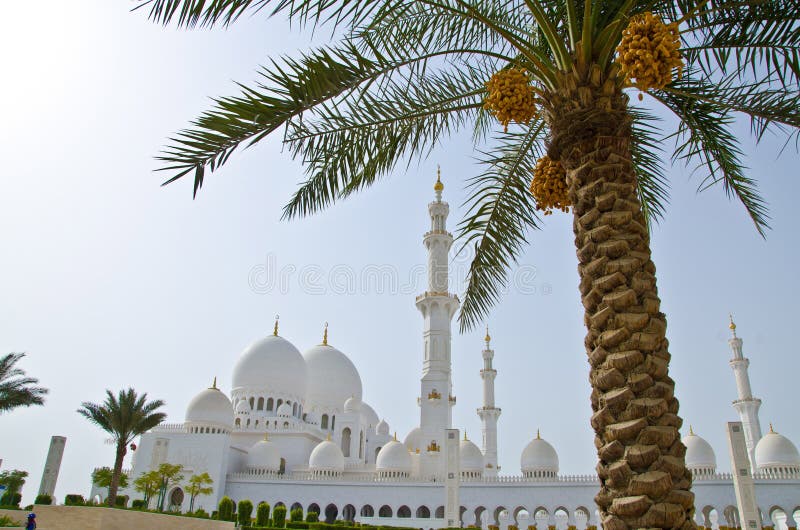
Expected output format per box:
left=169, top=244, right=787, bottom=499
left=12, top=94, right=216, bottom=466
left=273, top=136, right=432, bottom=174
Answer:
left=477, top=328, right=501, bottom=477
left=416, top=168, right=460, bottom=475
left=728, top=315, right=762, bottom=470
left=38, top=436, right=67, bottom=498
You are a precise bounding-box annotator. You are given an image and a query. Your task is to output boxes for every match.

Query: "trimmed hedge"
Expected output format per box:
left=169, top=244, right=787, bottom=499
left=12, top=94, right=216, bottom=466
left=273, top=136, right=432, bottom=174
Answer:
left=273, top=505, right=287, bottom=528
left=65, top=494, right=85, bottom=506
left=256, top=502, right=271, bottom=527
left=287, top=522, right=309, bottom=529
left=131, top=499, right=147, bottom=509
left=239, top=500, right=254, bottom=526
left=218, top=496, right=235, bottom=522
left=115, top=495, right=129, bottom=507
left=0, top=493, right=21, bottom=507
left=34, top=494, right=52, bottom=505
left=306, top=512, right=319, bottom=523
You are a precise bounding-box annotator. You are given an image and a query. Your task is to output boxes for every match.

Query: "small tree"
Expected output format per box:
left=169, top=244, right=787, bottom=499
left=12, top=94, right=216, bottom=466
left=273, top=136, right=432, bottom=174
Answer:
left=0, top=470, right=27, bottom=506
left=34, top=494, right=52, bottom=505
left=186, top=472, right=213, bottom=513
left=290, top=508, right=303, bottom=522
left=306, top=511, right=319, bottom=523
left=153, top=463, right=183, bottom=511
left=238, top=499, right=254, bottom=526
left=273, top=505, right=287, bottom=528
left=218, top=496, right=235, bottom=522
left=256, top=502, right=271, bottom=527
left=92, top=466, right=130, bottom=499
left=133, top=470, right=160, bottom=507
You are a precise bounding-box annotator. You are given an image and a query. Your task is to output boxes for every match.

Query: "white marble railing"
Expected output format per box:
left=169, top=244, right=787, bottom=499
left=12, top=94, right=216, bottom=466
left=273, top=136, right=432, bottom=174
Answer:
left=152, top=423, right=187, bottom=433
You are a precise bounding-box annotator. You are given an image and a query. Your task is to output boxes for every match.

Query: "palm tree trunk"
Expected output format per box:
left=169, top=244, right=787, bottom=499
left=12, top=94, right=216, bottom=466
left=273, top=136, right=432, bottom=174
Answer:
left=108, top=443, right=127, bottom=507
left=543, top=65, right=695, bottom=530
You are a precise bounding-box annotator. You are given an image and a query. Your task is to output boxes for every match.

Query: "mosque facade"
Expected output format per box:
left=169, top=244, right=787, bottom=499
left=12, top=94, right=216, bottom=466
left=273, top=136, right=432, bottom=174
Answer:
left=95, top=175, right=800, bottom=529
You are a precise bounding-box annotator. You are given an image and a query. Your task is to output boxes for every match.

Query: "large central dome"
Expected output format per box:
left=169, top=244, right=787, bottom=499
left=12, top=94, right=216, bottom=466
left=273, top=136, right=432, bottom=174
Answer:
left=232, top=335, right=308, bottom=398
left=303, top=343, right=363, bottom=412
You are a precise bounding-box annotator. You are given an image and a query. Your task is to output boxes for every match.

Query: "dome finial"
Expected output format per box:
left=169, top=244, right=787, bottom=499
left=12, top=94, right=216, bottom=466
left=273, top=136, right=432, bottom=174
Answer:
left=322, top=321, right=329, bottom=345
left=485, top=325, right=491, bottom=345
left=536, top=428, right=540, bottom=440
left=434, top=166, right=444, bottom=194
left=210, top=376, right=217, bottom=389
left=393, top=432, right=398, bottom=441
left=729, top=313, right=737, bottom=337
left=264, top=432, right=269, bottom=441
left=689, top=425, right=694, bottom=436
left=770, top=422, right=775, bottom=434
left=326, top=433, right=332, bottom=441
left=464, top=430, right=468, bottom=441
left=273, top=314, right=279, bottom=336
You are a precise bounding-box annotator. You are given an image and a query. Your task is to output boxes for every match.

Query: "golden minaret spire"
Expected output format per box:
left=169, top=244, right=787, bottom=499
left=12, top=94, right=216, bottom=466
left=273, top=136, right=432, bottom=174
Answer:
left=322, top=322, right=329, bottom=345
left=729, top=313, right=737, bottom=337
left=273, top=314, right=279, bottom=336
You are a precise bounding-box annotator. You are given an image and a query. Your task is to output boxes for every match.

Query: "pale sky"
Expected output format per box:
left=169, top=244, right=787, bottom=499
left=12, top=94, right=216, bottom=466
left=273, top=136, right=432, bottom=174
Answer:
left=1, top=1, right=798, bottom=506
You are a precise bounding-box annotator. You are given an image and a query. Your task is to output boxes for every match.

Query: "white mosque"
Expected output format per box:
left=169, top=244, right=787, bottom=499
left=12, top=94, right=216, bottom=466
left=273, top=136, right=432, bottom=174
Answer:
left=96, top=174, right=800, bottom=529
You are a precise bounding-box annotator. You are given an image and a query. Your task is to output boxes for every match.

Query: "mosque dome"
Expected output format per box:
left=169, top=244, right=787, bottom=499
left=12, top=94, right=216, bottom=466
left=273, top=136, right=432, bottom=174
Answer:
left=247, top=437, right=281, bottom=472
left=185, top=384, right=234, bottom=430
left=376, top=419, right=390, bottom=437
left=232, top=335, right=308, bottom=399
left=521, top=433, right=559, bottom=477
left=361, top=402, right=379, bottom=428
left=304, top=342, right=363, bottom=412
left=277, top=402, right=293, bottom=417
left=682, top=429, right=716, bottom=475
left=344, top=396, right=361, bottom=414
left=755, top=426, right=800, bottom=471
left=403, top=427, right=423, bottom=452
left=460, top=436, right=484, bottom=474
left=235, top=399, right=250, bottom=415
left=309, top=439, right=345, bottom=472
left=376, top=440, right=412, bottom=474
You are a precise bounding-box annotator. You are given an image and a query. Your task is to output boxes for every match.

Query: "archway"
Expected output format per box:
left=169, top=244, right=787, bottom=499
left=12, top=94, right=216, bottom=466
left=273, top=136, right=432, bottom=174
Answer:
left=342, top=427, right=352, bottom=457
left=379, top=505, right=393, bottom=518
left=168, top=487, right=184, bottom=511
left=308, top=503, right=321, bottom=517
left=435, top=506, right=445, bottom=519
left=723, top=506, right=740, bottom=528
left=343, top=504, right=356, bottom=522
left=473, top=506, right=487, bottom=527
left=534, top=508, right=550, bottom=529
left=513, top=507, right=530, bottom=527
left=574, top=507, right=590, bottom=530
left=361, top=505, right=374, bottom=517
left=417, top=506, right=431, bottom=519
left=554, top=507, right=569, bottom=530
left=398, top=506, right=411, bottom=518
left=291, top=502, right=303, bottom=514
left=325, top=503, right=338, bottom=523
left=493, top=506, right=508, bottom=527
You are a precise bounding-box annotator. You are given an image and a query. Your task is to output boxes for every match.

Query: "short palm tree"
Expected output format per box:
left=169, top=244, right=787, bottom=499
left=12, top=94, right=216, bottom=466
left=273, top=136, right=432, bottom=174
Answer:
left=136, top=0, right=798, bottom=527
left=0, top=353, right=47, bottom=414
left=78, top=388, right=166, bottom=507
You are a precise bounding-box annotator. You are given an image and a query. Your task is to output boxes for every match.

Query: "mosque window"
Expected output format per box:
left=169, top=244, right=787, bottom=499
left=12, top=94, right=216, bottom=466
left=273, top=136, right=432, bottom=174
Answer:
left=342, top=428, right=352, bottom=457
left=257, top=397, right=264, bottom=411
left=359, top=431, right=364, bottom=459
left=249, top=397, right=255, bottom=410
left=283, top=421, right=289, bottom=428
left=293, top=403, right=298, bottom=416
left=321, top=414, right=329, bottom=430
left=277, top=399, right=283, bottom=409
left=331, top=416, right=336, bottom=430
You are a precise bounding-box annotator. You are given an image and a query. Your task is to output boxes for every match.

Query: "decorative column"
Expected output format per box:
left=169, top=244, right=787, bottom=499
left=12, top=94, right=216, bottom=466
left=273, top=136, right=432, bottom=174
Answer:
left=416, top=168, right=460, bottom=476
left=728, top=316, right=763, bottom=470
left=477, top=328, right=501, bottom=477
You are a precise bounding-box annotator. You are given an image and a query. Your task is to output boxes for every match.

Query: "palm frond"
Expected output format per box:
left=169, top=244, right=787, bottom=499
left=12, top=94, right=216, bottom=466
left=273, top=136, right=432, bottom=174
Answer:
left=456, top=124, right=546, bottom=332
left=629, top=108, right=669, bottom=229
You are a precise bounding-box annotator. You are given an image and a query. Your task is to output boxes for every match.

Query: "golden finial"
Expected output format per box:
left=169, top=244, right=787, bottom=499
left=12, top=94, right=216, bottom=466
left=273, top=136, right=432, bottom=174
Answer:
left=273, top=314, right=279, bottom=336
left=326, top=433, right=332, bottom=441
left=536, top=429, right=540, bottom=440
left=393, top=432, right=398, bottom=442
left=729, top=314, right=737, bottom=337
left=463, top=431, right=468, bottom=441
left=769, top=423, right=775, bottom=434
left=210, top=376, right=217, bottom=389
left=322, top=322, right=328, bottom=346
left=264, top=433, right=269, bottom=442
left=434, top=166, right=444, bottom=192
left=485, top=325, right=491, bottom=345
left=689, top=425, right=695, bottom=436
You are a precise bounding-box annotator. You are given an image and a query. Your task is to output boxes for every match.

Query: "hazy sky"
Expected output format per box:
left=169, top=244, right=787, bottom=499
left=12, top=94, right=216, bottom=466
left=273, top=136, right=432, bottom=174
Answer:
left=1, top=1, right=798, bottom=506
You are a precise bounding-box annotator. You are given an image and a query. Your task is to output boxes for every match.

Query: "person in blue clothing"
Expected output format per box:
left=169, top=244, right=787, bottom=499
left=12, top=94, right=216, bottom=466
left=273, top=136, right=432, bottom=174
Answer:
left=25, top=513, right=36, bottom=530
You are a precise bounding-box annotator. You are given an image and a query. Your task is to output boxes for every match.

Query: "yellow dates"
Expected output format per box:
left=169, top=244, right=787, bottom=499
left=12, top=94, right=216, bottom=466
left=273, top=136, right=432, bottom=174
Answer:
left=484, top=68, right=537, bottom=132
left=530, top=156, right=570, bottom=215
left=616, top=12, right=683, bottom=95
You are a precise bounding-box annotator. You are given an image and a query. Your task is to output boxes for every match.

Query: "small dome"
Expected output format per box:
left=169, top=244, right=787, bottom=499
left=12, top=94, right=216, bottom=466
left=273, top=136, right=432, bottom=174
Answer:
left=232, top=335, right=308, bottom=398
left=376, top=419, right=390, bottom=437
left=376, top=440, right=412, bottom=473
left=521, top=434, right=559, bottom=475
left=304, top=410, right=319, bottom=425
left=361, top=402, right=379, bottom=428
left=277, top=402, right=293, bottom=417
left=403, top=427, right=423, bottom=451
left=344, top=396, right=361, bottom=413
left=185, top=385, right=234, bottom=429
left=460, top=437, right=484, bottom=473
left=247, top=437, right=281, bottom=472
left=235, top=400, right=250, bottom=414
left=682, top=429, right=716, bottom=472
left=755, top=427, right=800, bottom=471
left=303, top=343, right=363, bottom=412
left=309, top=439, right=345, bottom=472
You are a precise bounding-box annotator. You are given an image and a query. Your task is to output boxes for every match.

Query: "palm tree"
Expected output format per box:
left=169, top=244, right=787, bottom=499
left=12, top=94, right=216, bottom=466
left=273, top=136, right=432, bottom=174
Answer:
left=78, top=388, right=166, bottom=507
left=0, top=353, right=48, bottom=414
left=186, top=471, right=214, bottom=513
left=135, top=1, right=799, bottom=527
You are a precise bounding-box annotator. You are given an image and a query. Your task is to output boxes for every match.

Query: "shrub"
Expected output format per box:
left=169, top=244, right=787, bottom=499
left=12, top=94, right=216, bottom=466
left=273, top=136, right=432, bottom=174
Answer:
left=273, top=505, right=287, bottom=528
left=0, top=492, right=21, bottom=507
left=256, top=502, right=271, bottom=527
left=115, top=495, right=129, bottom=507
left=290, top=508, right=304, bottom=522
left=0, top=514, right=24, bottom=527
left=65, top=494, right=85, bottom=506
left=218, top=496, right=235, bottom=522
left=306, top=511, right=319, bottom=523
left=508, top=526, right=518, bottom=530
left=34, top=494, right=52, bottom=505
left=287, top=522, right=310, bottom=529
left=131, top=499, right=147, bottom=509
left=239, top=500, right=254, bottom=526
